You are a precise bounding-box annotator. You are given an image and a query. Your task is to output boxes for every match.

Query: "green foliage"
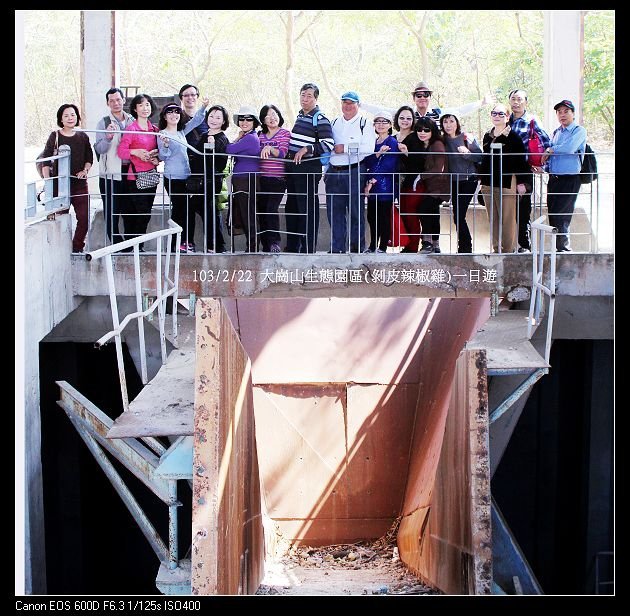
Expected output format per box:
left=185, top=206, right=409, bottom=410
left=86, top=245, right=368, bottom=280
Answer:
left=22, top=10, right=614, bottom=147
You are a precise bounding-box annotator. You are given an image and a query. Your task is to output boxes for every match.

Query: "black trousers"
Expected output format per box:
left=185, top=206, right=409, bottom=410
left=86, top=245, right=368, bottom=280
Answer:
left=99, top=174, right=129, bottom=244
left=547, top=174, right=581, bottom=250
left=285, top=159, right=322, bottom=253
left=366, top=193, right=393, bottom=251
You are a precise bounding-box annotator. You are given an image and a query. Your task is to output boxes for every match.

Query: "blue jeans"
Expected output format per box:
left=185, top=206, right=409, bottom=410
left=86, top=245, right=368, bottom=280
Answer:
left=325, top=164, right=366, bottom=252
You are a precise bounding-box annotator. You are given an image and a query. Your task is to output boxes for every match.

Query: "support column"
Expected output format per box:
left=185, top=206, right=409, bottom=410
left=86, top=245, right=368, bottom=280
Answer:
left=80, top=10, right=117, bottom=203
left=544, top=10, right=584, bottom=127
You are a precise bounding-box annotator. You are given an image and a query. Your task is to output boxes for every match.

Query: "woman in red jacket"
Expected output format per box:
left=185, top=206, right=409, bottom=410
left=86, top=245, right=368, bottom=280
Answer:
left=117, top=93, right=160, bottom=249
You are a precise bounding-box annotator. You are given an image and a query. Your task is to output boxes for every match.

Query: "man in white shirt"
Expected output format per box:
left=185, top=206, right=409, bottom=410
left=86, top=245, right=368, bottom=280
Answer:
left=325, top=91, right=374, bottom=253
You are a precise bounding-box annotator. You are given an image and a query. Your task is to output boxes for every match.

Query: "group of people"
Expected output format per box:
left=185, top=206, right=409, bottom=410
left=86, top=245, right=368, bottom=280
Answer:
left=39, top=80, right=587, bottom=254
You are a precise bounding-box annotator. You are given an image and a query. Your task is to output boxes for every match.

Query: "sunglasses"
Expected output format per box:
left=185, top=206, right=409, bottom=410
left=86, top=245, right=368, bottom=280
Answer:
left=413, top=91, right=432, bottom=98
left=491, top=111, right=507, bottom=117
left=238, top=116, right=254, bottom=122
left=165, top=109, right=181, bottom=115
left=417, top=127, right=432, bottom=133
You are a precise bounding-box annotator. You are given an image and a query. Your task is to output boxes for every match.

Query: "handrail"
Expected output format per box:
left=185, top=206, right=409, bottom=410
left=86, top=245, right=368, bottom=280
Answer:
left=528, top=216, right=557, bottom=365
left=85, top=220, right=182, bottom=413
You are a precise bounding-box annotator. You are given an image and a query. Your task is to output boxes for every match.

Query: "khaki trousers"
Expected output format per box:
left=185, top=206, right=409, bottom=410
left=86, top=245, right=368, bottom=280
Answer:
left=481, top=175, right=518, bottom=253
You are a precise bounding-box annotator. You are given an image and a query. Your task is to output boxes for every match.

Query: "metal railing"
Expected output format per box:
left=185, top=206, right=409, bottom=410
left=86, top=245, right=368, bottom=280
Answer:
left=24, top=146, right=72, bottom=221
left=26, top=132, right=613, bottom=256
left=528, top=216, right=557, bottom=365
left=85, top=220, right=182, bottom=413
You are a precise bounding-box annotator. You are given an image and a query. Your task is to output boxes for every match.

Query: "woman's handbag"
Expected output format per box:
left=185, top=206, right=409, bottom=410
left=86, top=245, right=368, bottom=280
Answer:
left=527, top=119, right=545, bottom=168
left=36, top=131, right=58, bottom=178
left=131, top=161, right=160, bottom=190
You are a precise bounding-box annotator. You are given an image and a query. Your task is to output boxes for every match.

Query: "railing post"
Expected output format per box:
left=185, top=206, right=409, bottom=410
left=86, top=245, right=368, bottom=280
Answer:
left=490, top=142, right=503, bottom=254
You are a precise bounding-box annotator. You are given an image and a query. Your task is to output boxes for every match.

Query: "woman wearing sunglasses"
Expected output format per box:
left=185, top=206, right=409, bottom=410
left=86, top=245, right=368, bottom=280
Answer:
left=413, top=117, right=450, bottom=254
left=157, top=98, right=209, bottom=252
left=479, top=103, right=530, bottom=253
left=363, top=110, right=400, bottom=253
left=226, top=105, right=261, bottom=252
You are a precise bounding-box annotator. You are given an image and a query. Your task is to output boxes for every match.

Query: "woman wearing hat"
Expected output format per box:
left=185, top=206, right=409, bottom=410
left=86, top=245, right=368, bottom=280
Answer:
left=156, top=98, right=209, bottom=252
left=225, top=105, right=261, bottom=252
left=363, top=110, right=399, bottom=253
left=441, top=112, right=482, bottom=253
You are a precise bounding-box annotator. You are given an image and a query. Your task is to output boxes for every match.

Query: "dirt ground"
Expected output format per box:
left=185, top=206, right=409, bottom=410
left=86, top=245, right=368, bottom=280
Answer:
left=256, top=520, right=439, bottom=596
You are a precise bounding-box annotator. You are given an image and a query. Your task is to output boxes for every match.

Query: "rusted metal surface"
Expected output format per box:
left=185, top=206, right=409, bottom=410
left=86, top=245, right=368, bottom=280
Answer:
left=57, top=381, right=172, bottom=504
left=57, top=395, right=170, bottom=564
left=398, top=349, right=492, bottom=595
left=192, top=299, right=264, bottom=595
left=237, top=298, right=429, bottom=385
left=71, top=253, right=615, bottom=298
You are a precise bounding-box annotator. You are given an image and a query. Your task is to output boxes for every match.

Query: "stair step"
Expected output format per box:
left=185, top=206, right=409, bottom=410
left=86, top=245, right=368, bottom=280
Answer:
left=466, top=310, right=549, bottom=374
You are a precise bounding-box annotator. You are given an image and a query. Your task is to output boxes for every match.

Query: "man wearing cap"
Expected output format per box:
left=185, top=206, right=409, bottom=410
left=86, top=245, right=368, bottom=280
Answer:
left=362, top=80, right=493, bottom=125
left=94, top=87, right=135, bottom=245
left=508, top=89, right=552, bottom=252
left=541, top=100, right=586, bottom=252
left=285, top=83, right=334, bottom=253
left=325, top=91, right=374, bottom=253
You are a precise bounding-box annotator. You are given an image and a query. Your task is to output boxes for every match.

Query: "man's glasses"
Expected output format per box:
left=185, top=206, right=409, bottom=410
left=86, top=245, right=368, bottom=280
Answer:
left=413, top=91, right=432, bottom=98
left=238, top=116, right=254, bottom=122
left=491, top=111, right=507, bottom=117
left=374, top=119, right=391, bottom=124
left=417, top=127, right=432, bottom=133
left=165, top=109, right=181, bottom=115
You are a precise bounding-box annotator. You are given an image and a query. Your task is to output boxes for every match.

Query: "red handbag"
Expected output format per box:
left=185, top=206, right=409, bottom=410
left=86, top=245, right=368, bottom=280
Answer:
left=527, top=119, right=545, bottom=167
left=389, top=204, right=409, bottom=248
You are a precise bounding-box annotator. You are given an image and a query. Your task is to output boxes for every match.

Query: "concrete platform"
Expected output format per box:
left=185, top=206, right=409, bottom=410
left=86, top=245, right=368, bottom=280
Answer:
left=107, top=314, right=196, bottom=439
left=466, top=310, right=549, bottom=374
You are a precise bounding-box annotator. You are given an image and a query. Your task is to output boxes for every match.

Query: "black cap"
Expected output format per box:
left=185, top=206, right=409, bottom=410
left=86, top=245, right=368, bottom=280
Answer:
left=553, top=99, right=575, bottom=112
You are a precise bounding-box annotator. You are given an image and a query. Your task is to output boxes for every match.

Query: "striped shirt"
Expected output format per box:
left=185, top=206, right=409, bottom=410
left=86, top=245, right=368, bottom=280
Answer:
left=259, top=128, right=291, bottom=177
left=288, top=106, right=334, bottom=160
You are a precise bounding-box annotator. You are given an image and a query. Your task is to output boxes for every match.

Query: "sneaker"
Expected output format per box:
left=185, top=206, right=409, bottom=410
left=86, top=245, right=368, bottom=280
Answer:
left=376, top=248, right=386, bottom=253
left=432, top=245, right=441, bottom=254
left=363, top=248, right=374, bottom=253
left=179, top=243, right=188, bottom=253
left=187, top=243, right=196, bottom=253
left=400, top=246, right=416, bottom=254
left=518, top=246, right=530, bottom=253
left=419, top=242, right=434, bottom=254
left=270, top=243, right=281, bottom=253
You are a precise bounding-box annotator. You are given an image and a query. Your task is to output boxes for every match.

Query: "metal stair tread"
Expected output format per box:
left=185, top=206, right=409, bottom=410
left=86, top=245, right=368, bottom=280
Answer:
left=466, top=310, right=549, bottom=373
left=107, top=346, right=195, bottom=438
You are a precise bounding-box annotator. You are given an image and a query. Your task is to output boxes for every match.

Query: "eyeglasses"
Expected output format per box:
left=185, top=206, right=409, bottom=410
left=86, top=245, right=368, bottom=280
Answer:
left=491, top=111, right=507, bottom=117
left=165, top=109, right=181, bottom=115
left=413, top=91, right=432, bottom=98
left=374, top=119, right=391, bottom=124
left=238, top=116, right=254, bottom=122
left=417, top=127, right=432, bottom=133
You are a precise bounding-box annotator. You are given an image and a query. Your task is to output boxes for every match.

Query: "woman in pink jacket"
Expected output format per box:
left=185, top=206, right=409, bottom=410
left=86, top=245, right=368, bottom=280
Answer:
left=117, top=93, right=159, bottom=249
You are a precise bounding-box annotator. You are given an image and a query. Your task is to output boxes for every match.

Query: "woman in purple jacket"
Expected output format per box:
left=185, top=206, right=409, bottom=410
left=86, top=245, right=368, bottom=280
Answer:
left=226, top=105, right=261, bottom=253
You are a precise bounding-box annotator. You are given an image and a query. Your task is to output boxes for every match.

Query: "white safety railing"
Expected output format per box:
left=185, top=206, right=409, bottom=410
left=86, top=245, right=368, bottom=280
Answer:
left=25, top=146, right=72, bottom=221
left=85, top=220, right=182, bottom=413
left=528, top=216, right=557, bottom=365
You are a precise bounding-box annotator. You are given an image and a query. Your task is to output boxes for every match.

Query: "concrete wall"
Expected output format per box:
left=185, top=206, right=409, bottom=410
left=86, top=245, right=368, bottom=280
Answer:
left=23, top=215, right=78, bottom=593
left=192, top=299, right=264, bottom=595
